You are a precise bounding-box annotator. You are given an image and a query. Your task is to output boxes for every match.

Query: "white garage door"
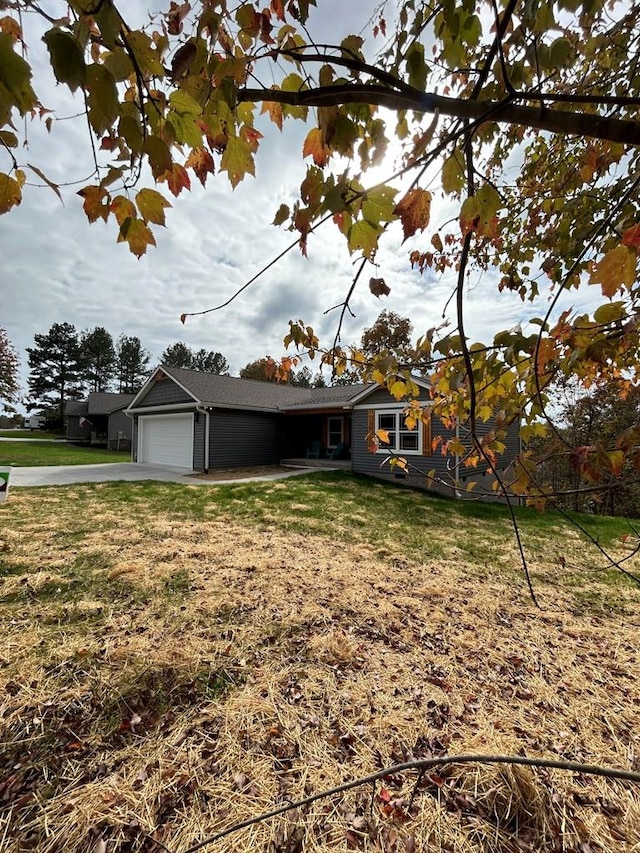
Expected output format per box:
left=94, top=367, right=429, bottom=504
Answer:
left=139, top=414, right=193, bottom=468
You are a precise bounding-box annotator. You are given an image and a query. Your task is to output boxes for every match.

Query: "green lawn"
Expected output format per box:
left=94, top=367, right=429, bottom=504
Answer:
left=0, top=429, right=62, bottom=439
left=0, top=440, right=130, bottom=466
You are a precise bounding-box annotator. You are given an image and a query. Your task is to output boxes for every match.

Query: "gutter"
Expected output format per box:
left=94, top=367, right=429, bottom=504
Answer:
left=126, top=402, right=199, bottom=414
left=196, top=405, right=210, bottom=473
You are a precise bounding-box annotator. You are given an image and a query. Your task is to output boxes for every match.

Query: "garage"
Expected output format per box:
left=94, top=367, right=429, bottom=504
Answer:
left=138, top=414, right=194, bottom=468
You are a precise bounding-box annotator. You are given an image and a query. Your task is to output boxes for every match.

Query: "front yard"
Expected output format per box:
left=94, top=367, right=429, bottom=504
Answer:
left=0, top=441, right=130, bottom=466
left=1, top=473, right=639, bottom=852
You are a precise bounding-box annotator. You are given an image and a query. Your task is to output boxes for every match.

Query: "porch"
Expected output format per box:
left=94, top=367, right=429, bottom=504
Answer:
left=281, top=457, right=352, bottom=471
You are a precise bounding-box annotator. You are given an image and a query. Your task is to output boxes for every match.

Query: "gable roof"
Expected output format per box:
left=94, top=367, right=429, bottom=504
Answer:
left=87, top=392, right=136, bottom=415
left=128, top=365, right=431, bottom=414
left=129, top=365, right=368, bottom=413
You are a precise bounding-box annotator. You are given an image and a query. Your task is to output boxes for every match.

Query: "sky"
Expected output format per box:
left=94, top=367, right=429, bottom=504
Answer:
left=0, top=1, right=596, bottom=412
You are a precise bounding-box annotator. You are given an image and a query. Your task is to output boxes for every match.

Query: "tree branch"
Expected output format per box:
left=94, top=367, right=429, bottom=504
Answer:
left=238, top=84, right=640, bottom=145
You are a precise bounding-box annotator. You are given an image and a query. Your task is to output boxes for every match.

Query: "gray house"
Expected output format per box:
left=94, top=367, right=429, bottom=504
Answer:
left=126, top=365, right=520, bottom=498
left=66, top=392, right=135, bottom=449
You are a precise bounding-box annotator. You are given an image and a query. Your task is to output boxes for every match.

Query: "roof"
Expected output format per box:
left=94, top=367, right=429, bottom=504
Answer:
left=65, top=400, right=88, bottom=416
left=142, top=365, right=367, bottom=412
left=129, top=365, right=421, bottom=414
left=87, top=392, right=136, bottom=415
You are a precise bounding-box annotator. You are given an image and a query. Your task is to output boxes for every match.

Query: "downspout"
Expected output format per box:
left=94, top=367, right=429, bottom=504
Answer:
left=196, top=405, right=210, bottom=473
left=455, top=418, right=461, bottom=498
left=124, top=409, right=134, bottom=462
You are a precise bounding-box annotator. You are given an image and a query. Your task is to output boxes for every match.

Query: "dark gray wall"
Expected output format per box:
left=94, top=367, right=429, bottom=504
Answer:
left=139, top=378, right=194, bottom=406
left=208, top=409, right=282, bottom=468
left=108, top=410, right=132, bottom=450
left=351, top=398, right=521, bottom=501
left=67, top=415, right=91, bottom=442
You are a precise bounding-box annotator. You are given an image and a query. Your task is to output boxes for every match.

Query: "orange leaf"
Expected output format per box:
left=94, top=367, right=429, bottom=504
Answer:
left=394, top=188, right=432, bottom=242
left=589, top=245, right=636, bottom=298
left=185, top=147, right=215, bottom=187
left=110, top=194, right=136, bottom=226
left=303, top=127, right=330, bottom=166
left=163, top=163, right=191, bottom=197
left=77, top=185, right=110, bottom=223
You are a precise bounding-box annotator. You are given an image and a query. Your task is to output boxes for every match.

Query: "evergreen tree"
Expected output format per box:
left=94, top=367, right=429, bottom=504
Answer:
left=80, top=327, right=116, bottom=392
left=161, top=342, right=229, bottom=374
left=115, top=335, right=150, bottom=394
left=0, top=328, right=20, bottom=410
left=27, top=323, right=84, bottom=425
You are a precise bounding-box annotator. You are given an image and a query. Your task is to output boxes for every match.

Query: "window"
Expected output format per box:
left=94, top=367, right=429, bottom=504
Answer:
left=327, top=416, right=343, bottom=448
left=375, top=409, right=423, bottom=454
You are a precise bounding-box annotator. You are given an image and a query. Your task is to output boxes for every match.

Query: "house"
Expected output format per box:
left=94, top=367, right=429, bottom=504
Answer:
left=126, top=365, right=521, bottom=498
left=66, top=392, right=136, bottom=449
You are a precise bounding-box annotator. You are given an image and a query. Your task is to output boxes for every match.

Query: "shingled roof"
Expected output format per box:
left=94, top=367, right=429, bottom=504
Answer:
left=155, top=365, right=367, bottom=412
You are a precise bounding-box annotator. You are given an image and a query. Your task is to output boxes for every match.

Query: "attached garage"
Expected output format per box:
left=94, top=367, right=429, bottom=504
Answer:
left=138, top=414, right=194, bottom=469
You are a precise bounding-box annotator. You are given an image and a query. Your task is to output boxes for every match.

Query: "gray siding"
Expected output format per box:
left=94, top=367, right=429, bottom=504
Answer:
left=351, top=405, right=521, bottom=501
left=138, top=377, right=194, bottom=406
left=107, top=410, right=132, bottom=449
left=208, top=409, right=282, bottom=468
left=351, top=408, right=452, bottom=495
left=67, top=415, right=91, bottom=442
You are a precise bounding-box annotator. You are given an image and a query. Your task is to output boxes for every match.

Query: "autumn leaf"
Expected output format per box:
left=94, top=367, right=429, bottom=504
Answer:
left=369, top=277, right=390, bottom=298
left=394, top=188, right=432, bottom=242
left=303, top=127, right=331, bottom=166
left=622, top=224, right=640, bottom=248
left=77, top=185, right=110, bottom=223
left=136, top=188, right=171, bottom=226
left=220, top=136, right=255, bottom=188
left=260, top=99, right=283, bottom=131
left=376, top=428, right=390, bottom=444
left=272, top=203, right=290, bottom=226
left=170, top=40, right=196, bottom=81
left=42, top=28, right=86, bottom=91
left=163, top=163, right=191, bottom=197
left=110, top=195, right=136, bottom=226
left=460, top=184, right=501, bottom=238
left=117, top=217, right=156, bottom=257
left=348, top=220, right=379, bottom=259
left=589, top=245, right=636, bottom=297
left=0, top=33, right=37, bottom=115
left=185, top=147, right=215, bottom=187
left=0, top=170, right=24, bottom=214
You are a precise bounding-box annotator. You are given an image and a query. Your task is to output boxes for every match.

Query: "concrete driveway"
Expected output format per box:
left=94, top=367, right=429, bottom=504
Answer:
left=10, top=463, right=195, bottom=487
left=9, top=463, right=315, bottom=487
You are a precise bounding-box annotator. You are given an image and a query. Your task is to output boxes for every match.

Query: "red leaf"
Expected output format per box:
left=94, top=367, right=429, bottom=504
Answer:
left=164, top=163, right=191, bottom=197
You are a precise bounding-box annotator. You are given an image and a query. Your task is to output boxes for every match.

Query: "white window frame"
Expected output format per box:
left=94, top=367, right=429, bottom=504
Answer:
left=375, top=408, right=423, bottom=455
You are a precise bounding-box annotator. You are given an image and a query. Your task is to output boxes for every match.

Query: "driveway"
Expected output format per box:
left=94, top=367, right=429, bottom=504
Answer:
left=9, top=463, right=315, bottom=487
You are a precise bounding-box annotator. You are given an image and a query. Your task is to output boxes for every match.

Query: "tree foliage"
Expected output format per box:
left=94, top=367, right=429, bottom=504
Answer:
left=27, top=323, right=84, bottom=424
left=115, top=334, right=150, bottom=393
left=161, top=341, right=229, bottom=373
left=361, top=311, right=413, bottom=360
left=80, top=326, right=116, bottom=392
left=2, top=0, right=640, bottom=503
left=0, top=327, right=20, bottom=410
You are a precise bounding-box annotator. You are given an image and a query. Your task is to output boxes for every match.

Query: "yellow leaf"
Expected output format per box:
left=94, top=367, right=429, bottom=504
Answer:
left=389, top=380, right=406, bottom=400
left=376, top=428, right=390, bottom=445
left=117, top=217, right=156, bottom=257
left=0, top=171, right=22, bottom=214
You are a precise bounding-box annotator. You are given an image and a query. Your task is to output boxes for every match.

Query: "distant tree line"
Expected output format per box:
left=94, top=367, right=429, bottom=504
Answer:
left=24, top=324, right=230, bottom=427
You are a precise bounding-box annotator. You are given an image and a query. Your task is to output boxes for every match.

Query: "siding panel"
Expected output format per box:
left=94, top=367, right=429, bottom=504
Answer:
left=209, top=409, right=282, bottom=468
left=138, top=377, right=194, bottom=406
left=193, top=414, right=206, bottom=471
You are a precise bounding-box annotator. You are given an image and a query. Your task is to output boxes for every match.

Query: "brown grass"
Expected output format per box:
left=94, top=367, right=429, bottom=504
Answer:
left=1, top=484, right=640, bottom=852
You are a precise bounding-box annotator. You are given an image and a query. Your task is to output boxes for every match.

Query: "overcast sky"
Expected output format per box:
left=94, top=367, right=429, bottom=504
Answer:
left=0, top=1, right=598, bottom=411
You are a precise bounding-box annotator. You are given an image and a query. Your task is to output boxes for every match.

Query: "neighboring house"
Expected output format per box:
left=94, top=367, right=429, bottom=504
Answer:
left=126, top=365, right=520, bottom=499
left=66, top=392, right=136, bottom=449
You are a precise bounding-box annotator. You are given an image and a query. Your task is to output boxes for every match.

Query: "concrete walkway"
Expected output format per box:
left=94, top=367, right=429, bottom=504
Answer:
left=9, top=463, right=317, bottom=487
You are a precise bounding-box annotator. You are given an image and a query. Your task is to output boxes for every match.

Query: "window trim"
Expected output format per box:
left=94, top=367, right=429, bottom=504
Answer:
left=374, top=408, right=423, bottom=456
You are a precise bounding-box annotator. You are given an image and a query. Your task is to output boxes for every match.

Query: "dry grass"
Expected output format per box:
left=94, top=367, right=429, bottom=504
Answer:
left=1, top=479, right=640, bottom=852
